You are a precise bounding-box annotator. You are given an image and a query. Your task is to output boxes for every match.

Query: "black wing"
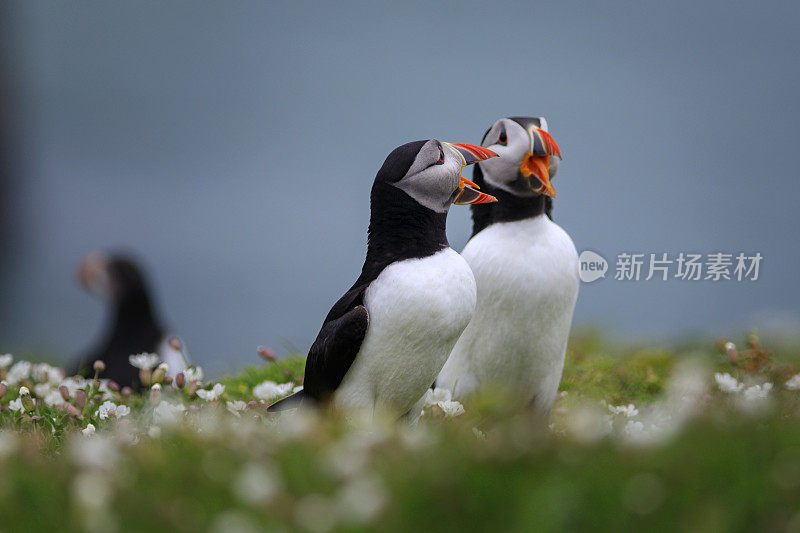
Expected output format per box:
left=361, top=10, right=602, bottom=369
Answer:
left=302, top=285, right=370, bottom=402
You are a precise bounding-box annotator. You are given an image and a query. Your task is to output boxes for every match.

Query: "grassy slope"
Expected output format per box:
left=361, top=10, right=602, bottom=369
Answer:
left=1, top=331, right=799, bottom=532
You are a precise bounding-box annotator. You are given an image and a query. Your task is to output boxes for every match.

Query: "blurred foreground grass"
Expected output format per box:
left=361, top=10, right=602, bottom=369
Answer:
left=1, top=330, right=800, bottom=532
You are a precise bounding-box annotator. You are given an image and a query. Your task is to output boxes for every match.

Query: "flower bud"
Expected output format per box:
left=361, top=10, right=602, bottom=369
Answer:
left=59, top=385, right=70, bottom=402
left=19, top=387, right=35, bottom=412
left=257, top=346, right=277, bottom=362
left=93, top=360, right=106, bottom=374
left=107, top=380, right=120, bottom=392
left=121, top=386, right=133, bottom=396
left=151, top=363, right=168, bottom=385
left=0, top=382, right=7, bottom=399
left=139, top=369, right=152, bottom=387
left=150, top=383, right=162, bottom=403
left=174, top=372, right=185, bottom=389
left=75, top=389, right=86, bottom=409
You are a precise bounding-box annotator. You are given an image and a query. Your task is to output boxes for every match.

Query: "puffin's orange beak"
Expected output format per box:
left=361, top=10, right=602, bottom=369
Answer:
left=454, top=175, right=497, bottom=205
left=519, top=128, right=561, bottom=199
left=443, top=142, right=499, bottom=205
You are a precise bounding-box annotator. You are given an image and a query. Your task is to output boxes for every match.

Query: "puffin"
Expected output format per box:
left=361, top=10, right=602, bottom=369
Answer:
left=68, top=251, right=190, bottom=387
left=269, top=140, right=498, bottom=419
left=436, top=117, right=579, bottom=417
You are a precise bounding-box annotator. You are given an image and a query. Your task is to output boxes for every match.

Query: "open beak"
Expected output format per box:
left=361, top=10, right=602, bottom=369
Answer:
left=519, top=128, right=562, bottom=198
left=443, top=142, right=499, bottom=205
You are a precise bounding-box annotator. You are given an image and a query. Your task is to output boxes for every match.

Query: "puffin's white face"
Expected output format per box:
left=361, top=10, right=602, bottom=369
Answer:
left=478, top=118, right=561, bottom=198
left=392, top=140, right=497, bottom=212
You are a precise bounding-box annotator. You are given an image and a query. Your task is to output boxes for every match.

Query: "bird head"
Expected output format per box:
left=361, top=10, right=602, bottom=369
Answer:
left=477, top=117, right=562, bottom=198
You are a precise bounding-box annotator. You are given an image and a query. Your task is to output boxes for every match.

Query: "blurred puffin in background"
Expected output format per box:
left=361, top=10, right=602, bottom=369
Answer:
left=68, top=251, right=189, bottom=387
left=270, top=139, right=497, bottom=420
left=436, top=117, right=579, bottom=417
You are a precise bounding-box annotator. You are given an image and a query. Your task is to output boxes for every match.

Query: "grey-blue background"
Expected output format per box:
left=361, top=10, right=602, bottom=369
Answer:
left=1, top=1, right=799, bottom=375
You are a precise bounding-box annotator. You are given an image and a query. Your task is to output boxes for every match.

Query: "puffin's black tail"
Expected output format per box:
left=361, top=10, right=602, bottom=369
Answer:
left=267, top=390, right=307, bottom=412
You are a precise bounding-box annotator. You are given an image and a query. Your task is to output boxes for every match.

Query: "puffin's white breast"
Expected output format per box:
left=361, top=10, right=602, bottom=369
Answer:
left=437, top=215, right=579, bottom=411
left=335, top=248, right=476, bottom=415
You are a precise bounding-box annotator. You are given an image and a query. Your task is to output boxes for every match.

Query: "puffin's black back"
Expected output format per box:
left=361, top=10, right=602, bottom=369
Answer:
left=70, top=256, right=165, bottom=387
left=302, top=141, right=450, bottom=402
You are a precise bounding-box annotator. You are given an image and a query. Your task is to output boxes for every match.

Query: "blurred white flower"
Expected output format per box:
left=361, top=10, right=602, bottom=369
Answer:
left=472, top=427, right=486, bottom=441
left=232, top=462, right=282, bottom=505
left=422, top=387, right=452, bottom=408
left=785, top=373, right=800, bottom=390
left=128, top=353, right=160, bottom=370
left=0, top=431, right=18, bottom=459
left=715, top=372, right=744, bottom=393
left=32, top=363, right=63, bottom=383
left=8, top=397, right=23, bottom=412
left=153, top=401, right=186, bottom=426
left=184, top=366, right=204, bottom=383
left=82, top=423, right=96, bottom=437
left=437, top=400, right=465, bottom=418
left=292, top=385, right=304, bottom=394
left=148, top=425, right=162, bottom=439
left=18, top=386, right=30, bottom=396
left=33, top=383, right=52, bottom=398
left=196, top=383, right=225, bottom=401
left=6, top=361, right=32, bottom=385
left=609, top=404, right=639, bottom=418
left=337, top=475, right=387, bottom=525
left=623, top=420, right=645, bottom=436
left=253, top=380, right=293, bottom=401
left=226, top=400, right=247, bottom=416
left=0, top=354, right=12, bottom=368
left=71, top=435, right=119, bottom=471
left=743, top=383, right=773, bottom=402
left=95, top=401, right=129, bottom=419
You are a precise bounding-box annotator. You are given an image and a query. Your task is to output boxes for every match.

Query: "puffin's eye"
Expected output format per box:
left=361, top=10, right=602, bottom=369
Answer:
left=497, top=125, right=507, bottom=146
left=435, top=146, right=445, bottom=165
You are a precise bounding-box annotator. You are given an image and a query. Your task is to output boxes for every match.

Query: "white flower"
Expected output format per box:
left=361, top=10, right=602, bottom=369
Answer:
left=59, top=377, right=89, bottom=398
left=8, top=398, right=23, bottom=412
left=226, top=400, right=247, bottom=416
left=785, top=374, right=800, bottom=391
left=184, top=366, right=204, bottom=383
left=714, top=372, right=744, bottom=393
left=423, top=388, right=452, bottom=408
left=6, top=361, right=32, bottom=384
left=18, top=386, right=30, bottom=396
left=252, top=381, right=292, bottom=401
left=153, top=400, right=186, bottom=426
left=292, top=385, right=304, bottom=394
left=115, top=404, right=131, bottom=417
left=44, top=389, right=64, bottom=406
left=0, top=354, right=13, bottom=368
left=608, top=404, right=639, bottom=418
left=437, top=400, right=465, bottom=418
left=95, top=401, right=118, bottom=419
left=82, top=424, right=96, bottom=437
left=743, top=383, right=772, bottom=402
left=128, top=353, right=160, bottom=370
left=196, top=383, right=225, bottom=401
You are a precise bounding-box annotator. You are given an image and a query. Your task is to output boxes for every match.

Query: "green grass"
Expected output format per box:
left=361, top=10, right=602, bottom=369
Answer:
left=1, top=331, right=800, bottom=532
